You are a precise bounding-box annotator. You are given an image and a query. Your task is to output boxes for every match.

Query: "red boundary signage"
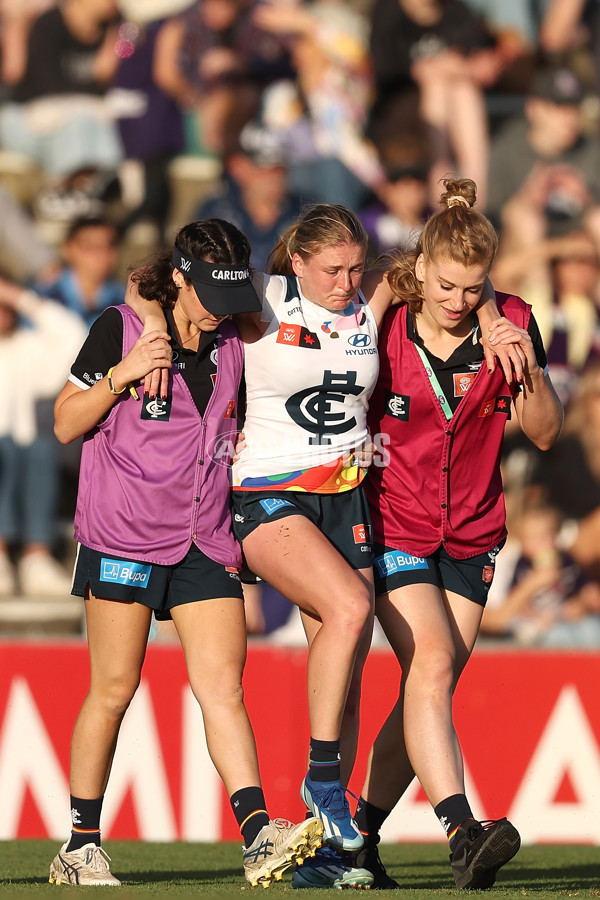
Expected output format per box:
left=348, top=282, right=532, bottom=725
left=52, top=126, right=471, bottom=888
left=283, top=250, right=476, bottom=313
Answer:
left=1, top=643, right=599, bottom=844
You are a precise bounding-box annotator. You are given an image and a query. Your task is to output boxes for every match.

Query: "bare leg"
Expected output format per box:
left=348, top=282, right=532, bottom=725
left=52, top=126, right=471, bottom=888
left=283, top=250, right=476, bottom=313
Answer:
left=172, top=596, right=261, bottom=794
left=242, top=516, right=373, bottom=743
left=418, top=69, right=489, bottom=207
left=445, top=78, right=489, bottom=208
left=301, top=566, right=374, bottom=784
left=70, top=591, right=152, bottom=798
left=362, top=586, right=482, bottom=810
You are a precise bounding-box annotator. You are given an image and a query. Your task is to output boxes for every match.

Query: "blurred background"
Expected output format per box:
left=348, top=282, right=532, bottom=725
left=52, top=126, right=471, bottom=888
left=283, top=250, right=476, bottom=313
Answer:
left=0, top=0, right=600, bottom=652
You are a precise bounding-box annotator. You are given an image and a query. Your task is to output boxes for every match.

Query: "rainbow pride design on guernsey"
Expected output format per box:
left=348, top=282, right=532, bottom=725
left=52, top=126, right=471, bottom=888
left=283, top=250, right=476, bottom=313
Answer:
left=236, top=457, right=367, bottom=494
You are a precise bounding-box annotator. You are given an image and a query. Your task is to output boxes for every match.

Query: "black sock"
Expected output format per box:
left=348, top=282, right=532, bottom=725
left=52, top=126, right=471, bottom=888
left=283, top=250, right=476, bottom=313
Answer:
left=66, top=796, right=103, bottom=852
left=354, top=796, right=390, bottom=843
left=230, top=786, right=269, bottom=848
left=434, top=794, right=474, bottom=847
left=308, top=738, right=341, bottom=783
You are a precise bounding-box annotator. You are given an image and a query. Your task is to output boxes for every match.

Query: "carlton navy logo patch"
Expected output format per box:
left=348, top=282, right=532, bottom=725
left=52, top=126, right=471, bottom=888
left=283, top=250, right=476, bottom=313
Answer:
left=385, top=391, right=410, bottom=421
left=141, top=396, right=172, bottom=421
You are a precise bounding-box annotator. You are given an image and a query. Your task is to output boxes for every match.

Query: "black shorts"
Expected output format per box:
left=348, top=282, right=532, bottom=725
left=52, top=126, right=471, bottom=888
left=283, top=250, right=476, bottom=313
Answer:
left=372, top=540, right=506, bottom=607
left=72, top=543, right=243, bottom=620
left=231, top=487, right=374, bottom=571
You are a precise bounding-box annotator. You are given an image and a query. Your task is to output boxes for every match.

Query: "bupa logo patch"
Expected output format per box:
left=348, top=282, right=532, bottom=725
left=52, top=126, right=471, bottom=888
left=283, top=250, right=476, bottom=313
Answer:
left=259, top=498, right=294, bottom=515
left=385, top=391, right=410, bottom=421
left=100, top=558, right=151, bottom=587
left=374, top=549, right=428, bottom=578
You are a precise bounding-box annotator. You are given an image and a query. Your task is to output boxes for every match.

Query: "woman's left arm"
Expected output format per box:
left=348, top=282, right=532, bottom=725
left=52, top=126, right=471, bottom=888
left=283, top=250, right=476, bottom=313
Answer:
left=492, top=318, right=563, bottom=450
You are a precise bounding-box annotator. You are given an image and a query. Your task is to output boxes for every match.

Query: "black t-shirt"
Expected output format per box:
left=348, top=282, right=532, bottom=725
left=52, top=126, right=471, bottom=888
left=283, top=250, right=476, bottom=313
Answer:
left=70, top=306, right=219, bottom=417
left=407, top=312, right=547, bottom=414
left=12, top=7, right=109, bottom=103
left=370, top=0, right=492, bottom=96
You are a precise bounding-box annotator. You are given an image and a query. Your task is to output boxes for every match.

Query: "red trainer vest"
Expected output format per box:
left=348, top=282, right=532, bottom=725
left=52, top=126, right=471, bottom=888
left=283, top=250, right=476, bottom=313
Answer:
left=367, top=293, right=530, bottom=559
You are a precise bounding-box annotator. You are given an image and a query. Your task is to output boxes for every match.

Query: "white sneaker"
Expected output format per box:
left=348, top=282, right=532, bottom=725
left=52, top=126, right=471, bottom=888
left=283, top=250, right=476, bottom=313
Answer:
left=0, top=552, right=17, bottom=596
left=18, top=553, right=71, bottom=597
left=49, top=842, right=121, bottom=886
left=243, top=817, right=323, bottom=887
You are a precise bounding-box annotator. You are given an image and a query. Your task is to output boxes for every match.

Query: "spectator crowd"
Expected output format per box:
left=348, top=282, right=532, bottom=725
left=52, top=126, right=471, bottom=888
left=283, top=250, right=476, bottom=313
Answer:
left=0, top=0, right=600, bottom=646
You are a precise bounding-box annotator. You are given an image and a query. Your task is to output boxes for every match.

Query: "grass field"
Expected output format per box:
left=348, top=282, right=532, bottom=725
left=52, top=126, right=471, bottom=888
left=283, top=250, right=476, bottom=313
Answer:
left=2, top=841, right=600, bottom=898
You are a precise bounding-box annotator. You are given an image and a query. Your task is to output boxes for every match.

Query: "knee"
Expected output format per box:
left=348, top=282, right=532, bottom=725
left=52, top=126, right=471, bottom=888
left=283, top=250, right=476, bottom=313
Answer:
left=410, top=650, right=455, bottom=699
left=92, top=674, right=141, bottom=721
left=192, top=669, right=245, bottom=714
left=336, top=584, right=373, bottom=641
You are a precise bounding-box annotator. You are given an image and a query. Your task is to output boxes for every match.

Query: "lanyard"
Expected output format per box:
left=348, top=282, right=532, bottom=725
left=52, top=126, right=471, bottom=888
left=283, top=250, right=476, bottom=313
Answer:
left=414, top=343, right=453, bottom=421
left=412, top=316, right=480, bottom=422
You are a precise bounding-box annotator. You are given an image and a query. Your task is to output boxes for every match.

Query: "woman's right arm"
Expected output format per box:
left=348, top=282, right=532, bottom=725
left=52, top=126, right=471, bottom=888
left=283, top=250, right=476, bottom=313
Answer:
left=54, top=330, right=172, bottom=444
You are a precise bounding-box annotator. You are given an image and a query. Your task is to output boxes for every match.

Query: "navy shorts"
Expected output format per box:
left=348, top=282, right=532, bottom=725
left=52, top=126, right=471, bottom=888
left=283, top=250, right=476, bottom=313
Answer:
left=231, top=486, right=374, bottom=571
left=372, top=540, right=506, bottom=607
left=72, top=543, right=243, bottom=620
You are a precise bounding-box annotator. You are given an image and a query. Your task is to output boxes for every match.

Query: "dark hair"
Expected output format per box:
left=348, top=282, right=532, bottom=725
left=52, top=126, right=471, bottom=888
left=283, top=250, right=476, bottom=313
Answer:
left=384, top=178, right=498, bottom=314
left=267, top=203, right=368, bottom=275
left=132, top=218, right=252, bottom=309
left=64, top=215, right=118, bottom=243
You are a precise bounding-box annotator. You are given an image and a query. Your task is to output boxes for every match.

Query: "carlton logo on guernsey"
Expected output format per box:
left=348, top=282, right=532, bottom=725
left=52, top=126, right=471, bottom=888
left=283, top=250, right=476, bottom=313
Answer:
left=233, top=273, right=379, bottom=494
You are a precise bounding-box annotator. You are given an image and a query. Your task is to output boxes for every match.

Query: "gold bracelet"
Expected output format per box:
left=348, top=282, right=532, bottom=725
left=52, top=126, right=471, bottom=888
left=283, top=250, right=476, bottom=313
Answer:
left=107, top=366, right=126, bottom=395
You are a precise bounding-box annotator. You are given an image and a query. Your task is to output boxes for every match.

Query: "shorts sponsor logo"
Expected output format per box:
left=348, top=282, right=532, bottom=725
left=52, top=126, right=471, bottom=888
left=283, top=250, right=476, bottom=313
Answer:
left=234, top=513, right=245, bottom=523
left=482, top=565, right=494, bottom=584
left=100, top=558, right=151, bottom=588
left=225, top=566, right=241, bottom=580
left=259, top=498, right=294, bottom=515
left=453, top=372, right=476, bottom=396
left=385, top=391, right=410, bottom=421
left=374, top=549, right=428, bottom=578
left=353, top=523, right=368, bottom=544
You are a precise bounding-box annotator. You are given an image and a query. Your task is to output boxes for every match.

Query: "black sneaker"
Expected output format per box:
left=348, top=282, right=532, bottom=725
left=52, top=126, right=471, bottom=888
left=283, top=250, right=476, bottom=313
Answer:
left=450, top=818, right=521, bottom=890
left=354, top=840, right=399, bottom=889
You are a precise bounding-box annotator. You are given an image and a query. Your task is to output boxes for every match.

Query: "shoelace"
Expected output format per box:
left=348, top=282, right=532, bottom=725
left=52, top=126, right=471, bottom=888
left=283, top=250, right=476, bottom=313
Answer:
left=313, top=844, right=343, bottom=863
left=315, top=783, right=357, bottom=822
left=83, top=846, right=112, bottom=872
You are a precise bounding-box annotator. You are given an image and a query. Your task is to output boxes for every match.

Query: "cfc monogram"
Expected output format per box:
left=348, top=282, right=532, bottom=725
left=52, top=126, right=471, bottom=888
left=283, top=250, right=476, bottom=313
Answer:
left=285, top=371, right=364, bottom=445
